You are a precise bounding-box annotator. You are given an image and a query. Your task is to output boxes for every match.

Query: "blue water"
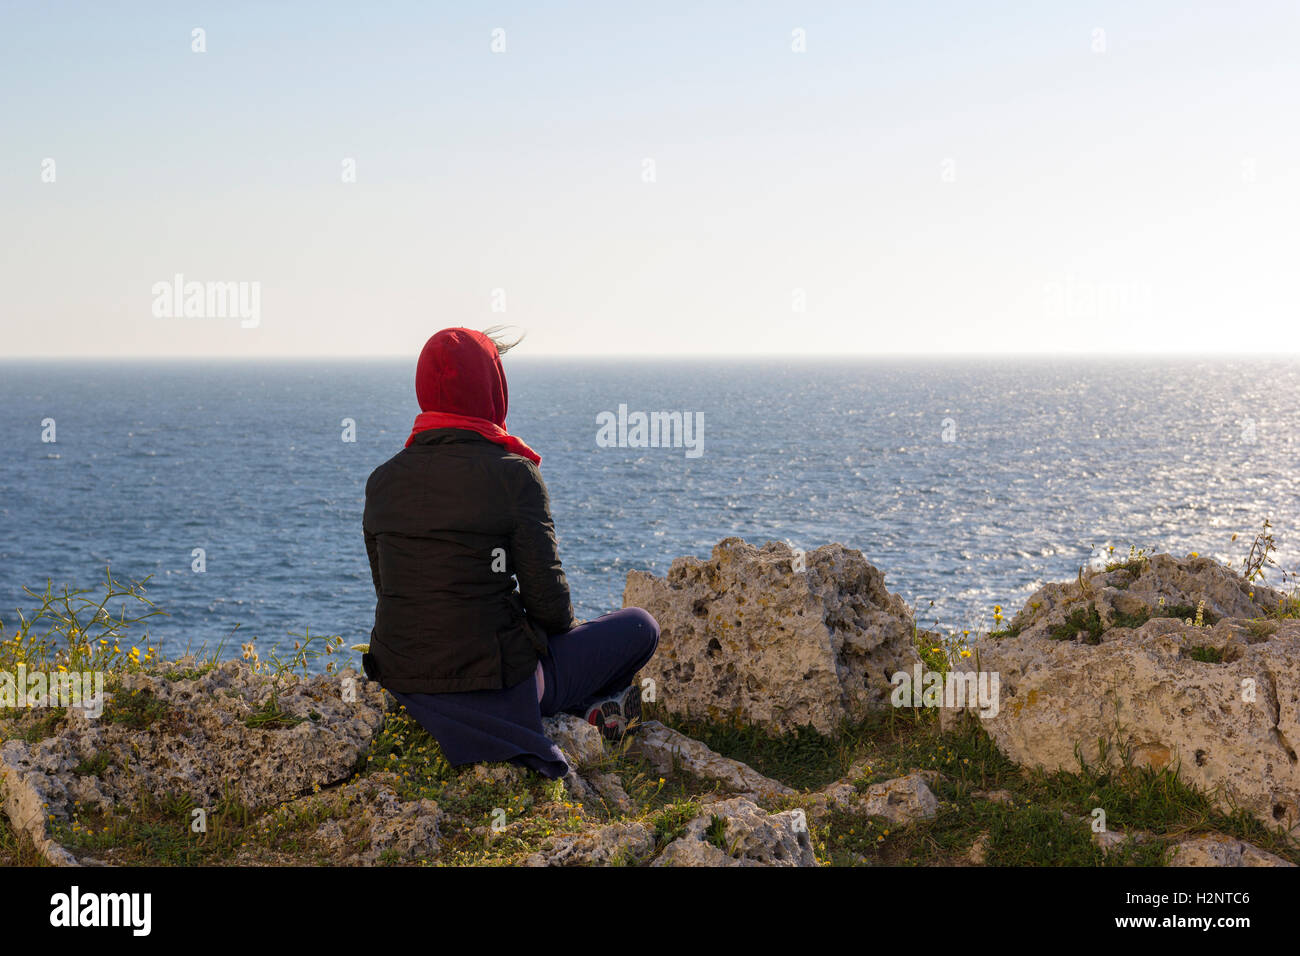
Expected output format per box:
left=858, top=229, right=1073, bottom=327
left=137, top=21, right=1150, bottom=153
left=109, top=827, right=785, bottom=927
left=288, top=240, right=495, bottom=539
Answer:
left=2, top=358, right=1297, bottom=662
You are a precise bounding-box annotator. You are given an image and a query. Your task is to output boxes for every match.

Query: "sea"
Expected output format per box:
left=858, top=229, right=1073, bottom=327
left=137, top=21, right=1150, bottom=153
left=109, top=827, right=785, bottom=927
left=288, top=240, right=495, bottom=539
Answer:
left=2, top=357, right=1297, bottom=665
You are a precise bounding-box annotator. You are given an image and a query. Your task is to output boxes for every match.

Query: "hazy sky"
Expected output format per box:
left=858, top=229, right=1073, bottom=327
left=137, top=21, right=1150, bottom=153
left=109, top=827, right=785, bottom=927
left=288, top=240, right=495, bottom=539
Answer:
left=2, top=1, right=1297, bottom=358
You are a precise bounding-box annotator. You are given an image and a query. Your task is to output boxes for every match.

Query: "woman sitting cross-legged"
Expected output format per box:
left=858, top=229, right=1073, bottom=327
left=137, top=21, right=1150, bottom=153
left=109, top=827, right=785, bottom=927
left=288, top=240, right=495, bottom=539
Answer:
left=361, top=326, right=660, bottom=778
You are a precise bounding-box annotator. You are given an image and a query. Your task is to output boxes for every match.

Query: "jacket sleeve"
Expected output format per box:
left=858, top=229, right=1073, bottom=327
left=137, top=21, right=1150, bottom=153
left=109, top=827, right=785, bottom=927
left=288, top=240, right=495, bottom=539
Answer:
left=363, top=469, right=381, bottom=597
left=365, top=528, right=381, bottom=597
left=509, top=460, right=577, bottom=636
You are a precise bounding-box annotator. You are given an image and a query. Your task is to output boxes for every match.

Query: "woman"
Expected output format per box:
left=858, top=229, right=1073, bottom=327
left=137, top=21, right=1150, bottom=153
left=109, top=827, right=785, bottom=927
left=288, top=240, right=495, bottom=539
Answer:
left=361, top=326, right=660, bottom=778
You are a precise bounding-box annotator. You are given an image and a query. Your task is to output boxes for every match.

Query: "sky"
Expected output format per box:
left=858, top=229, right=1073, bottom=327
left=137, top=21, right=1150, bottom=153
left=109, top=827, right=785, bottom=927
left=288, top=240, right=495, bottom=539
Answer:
left=2, top=0, right=1298, bottom=358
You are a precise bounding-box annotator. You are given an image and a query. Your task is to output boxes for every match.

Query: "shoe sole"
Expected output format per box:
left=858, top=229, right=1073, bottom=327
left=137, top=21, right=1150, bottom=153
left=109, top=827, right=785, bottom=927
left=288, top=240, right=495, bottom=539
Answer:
left=585, top=685, right=642, bottom=741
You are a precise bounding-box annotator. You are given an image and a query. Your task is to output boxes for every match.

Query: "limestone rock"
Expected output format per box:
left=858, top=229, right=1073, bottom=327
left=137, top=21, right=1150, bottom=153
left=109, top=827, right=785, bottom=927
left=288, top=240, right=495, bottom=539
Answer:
left=1167, top=832, right=1294, bottom=867
left=1006, top=553, right=1283, bottom=641
left=629, top=721, right=794, bottom=801
left=1086, top=823, right=1149, bottom=855
left=806, top=771, right=938, bottom=826
left=624, top=538, right=919, bottom=734
left=586, top=771, right=635, bottom=814
left=561, top=770, right=597, bottom=805
left=857, top=774, right=940, bottom=825
left=0, top=660, right=386, bottom=865
left=293, top=773, right=441, bottom=865
left=653, top=797, right=816, bottom=867
left=972, top=555, right=1300, bottom=836
left=542, top=713, right=604, bottom=769
left=524, top=821, right=656, bottom=866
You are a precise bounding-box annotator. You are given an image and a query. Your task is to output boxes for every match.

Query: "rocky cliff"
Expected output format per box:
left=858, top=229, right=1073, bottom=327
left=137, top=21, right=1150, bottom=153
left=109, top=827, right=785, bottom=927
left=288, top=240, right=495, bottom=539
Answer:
left=1, top=539, right=1295, bottom=868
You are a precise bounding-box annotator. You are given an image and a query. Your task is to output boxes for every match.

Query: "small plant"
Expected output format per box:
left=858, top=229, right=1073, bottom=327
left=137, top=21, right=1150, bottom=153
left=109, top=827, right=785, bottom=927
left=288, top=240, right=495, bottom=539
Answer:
left=239, top=629, right=347, bottom=730
left=1234, top=520, right=1300, bottom=618
left=1183, top=599, right=1207, bottom=628
left=985, top=603, right=1023, bottom=639
left=1246, top=619, right=1278, bottom=639
left=1149, top=598, right=1218, bottom=626
left=652, top=800, right=702, bottom=846
left=244, top=698, right=306, bottom=730
left=1238, top=519, right=1278, bottom=585
left=705, top=813, right=729, bottom=851
left=0, top=569, right=162, bottom=676
left=1104, top=545, right=1150, bottom=576
left=1110, top=608, right=1152, bottom=630
left=986, top=621, right=1022, bottom=639
left=16, top=708, right=66, bottom=743
left=1049, top=603, right=1105, bottom=645
left=71, top=752, right=111, bottom=777
left=104, top=687, right=170, bottom=730
left=1184, top=645, right=1224, bottom=663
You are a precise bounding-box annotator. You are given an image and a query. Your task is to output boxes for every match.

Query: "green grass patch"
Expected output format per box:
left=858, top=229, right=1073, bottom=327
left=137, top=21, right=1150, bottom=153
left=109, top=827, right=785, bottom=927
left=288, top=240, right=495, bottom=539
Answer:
left=103, top=688, right=171, bottom=730
left=71, top=752, right=111, bottom=777
left=651, top=799, right=703, bottom=846
left=243, top=700, right=306, bottom=730
left=6, top=707, right=67, bottom=743
left=704, top=813, right=728, bottom=850
left=0, top=812, right=47, bottom=866
left=1110, top=608, right=1152, bottom=630
left=647, top=704, right=861, bottom=790
left=1049, top=602, right=1105, bottom=644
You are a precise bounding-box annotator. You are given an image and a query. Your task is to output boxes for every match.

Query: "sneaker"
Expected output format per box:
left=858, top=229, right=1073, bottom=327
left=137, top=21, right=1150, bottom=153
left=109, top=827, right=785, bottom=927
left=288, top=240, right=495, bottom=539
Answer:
left=583, top=684, right=642, bottom=741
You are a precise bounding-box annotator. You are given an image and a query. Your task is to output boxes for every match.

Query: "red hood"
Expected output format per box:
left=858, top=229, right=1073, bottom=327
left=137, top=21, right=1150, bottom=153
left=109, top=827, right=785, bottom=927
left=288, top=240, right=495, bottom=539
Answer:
left=415, top=327, right=509, bottom=424
left=406, top=327, right=540, bottom=465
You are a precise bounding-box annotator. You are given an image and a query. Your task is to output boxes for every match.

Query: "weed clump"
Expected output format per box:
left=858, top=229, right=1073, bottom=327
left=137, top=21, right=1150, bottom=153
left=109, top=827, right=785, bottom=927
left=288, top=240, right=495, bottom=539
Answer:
left=1049, top=603, right=1105, bottom=644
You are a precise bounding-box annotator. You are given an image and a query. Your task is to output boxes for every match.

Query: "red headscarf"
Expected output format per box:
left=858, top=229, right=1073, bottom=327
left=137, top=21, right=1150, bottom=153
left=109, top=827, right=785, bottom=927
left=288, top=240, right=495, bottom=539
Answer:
left=405, top=328, right=541, bottom=465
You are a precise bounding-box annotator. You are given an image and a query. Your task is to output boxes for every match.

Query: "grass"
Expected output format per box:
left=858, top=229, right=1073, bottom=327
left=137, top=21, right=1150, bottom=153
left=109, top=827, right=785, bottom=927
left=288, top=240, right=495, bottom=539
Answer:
left=704, top=813, right=728, bottom=850
left=0, top=813, right=47, bottom=867
left=243, top=699, right=306, bottom=730
left=640, top=698, right=1299, bottom=867
left=52, top=788, right=265, bottom=866
left=71, top=751, right=111, bottom=777
left=648, top=703, right=858, bottom=790
left=761, top=709, right=1299, bottom=867
left=1048, top=602, right=1105, bottom=644
left=1051, top=600, right=1222, bottom=640
left=3, top=706, right=67, bottom=743
left=103, top=687, right=171, bottom=730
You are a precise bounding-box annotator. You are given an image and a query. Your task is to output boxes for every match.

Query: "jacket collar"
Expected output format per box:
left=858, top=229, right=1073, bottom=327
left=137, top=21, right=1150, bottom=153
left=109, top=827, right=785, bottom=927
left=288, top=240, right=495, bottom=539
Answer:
left=410, top=427, right=496, bottom=447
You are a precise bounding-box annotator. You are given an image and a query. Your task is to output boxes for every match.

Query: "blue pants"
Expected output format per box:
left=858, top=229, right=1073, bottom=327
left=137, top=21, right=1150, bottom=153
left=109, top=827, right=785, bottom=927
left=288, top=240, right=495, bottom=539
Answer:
left=540, top=606, right=660, bottom=716
left=391, top=607, right=659, bottom=778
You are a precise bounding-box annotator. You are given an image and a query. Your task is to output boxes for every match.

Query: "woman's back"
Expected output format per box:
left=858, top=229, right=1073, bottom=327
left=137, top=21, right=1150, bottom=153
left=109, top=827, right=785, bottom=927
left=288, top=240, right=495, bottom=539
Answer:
left=363, top=425, right=575, bottom=695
